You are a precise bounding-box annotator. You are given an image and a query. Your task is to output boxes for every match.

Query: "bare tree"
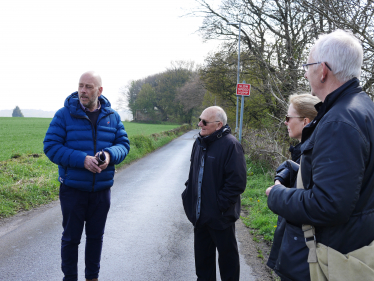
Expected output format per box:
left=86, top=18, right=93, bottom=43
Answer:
left=190, top=0, right=317, bottom=118
left=176, top=72, right=206, bottom=113
left=298, top=0, right=374, bottom=96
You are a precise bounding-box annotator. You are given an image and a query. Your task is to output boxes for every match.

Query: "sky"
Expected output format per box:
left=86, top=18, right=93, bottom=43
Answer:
left=0, top=0, right=220, bottom=112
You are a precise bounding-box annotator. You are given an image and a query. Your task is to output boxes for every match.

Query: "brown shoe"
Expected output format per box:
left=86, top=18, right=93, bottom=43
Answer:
left=86, top=279, right=98, bottom=281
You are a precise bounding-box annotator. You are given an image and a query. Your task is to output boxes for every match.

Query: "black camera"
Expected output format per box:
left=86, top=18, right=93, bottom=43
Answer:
left=96, top=150, right=106, bottom=166
left=274, top=160, right=299, bottom=187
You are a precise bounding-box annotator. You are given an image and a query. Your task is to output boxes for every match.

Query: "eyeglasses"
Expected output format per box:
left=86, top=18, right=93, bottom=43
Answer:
left=199, top=118, right=221, bottom=126
left=302, top=62, right=332, bottom=71
left=285, top=115, right=305, bottom=122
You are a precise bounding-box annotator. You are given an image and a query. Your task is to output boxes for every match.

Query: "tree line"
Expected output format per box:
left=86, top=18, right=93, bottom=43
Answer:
left=119, top=0, right=374, bottom=129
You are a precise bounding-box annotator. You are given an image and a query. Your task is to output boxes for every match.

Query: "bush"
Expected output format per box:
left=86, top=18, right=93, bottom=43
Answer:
left=241, top=127, right=294, bottom=170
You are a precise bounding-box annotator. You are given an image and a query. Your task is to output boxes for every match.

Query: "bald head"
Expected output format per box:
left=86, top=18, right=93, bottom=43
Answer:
left=198, top=106, right=227, bottom=136
left=78, top=71, right=103, bottom=112
left=80, top=71, right=102, bottom=87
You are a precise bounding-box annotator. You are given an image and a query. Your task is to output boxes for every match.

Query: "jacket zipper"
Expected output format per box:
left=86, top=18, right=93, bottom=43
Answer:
left=72, top=111, right=114, bottom=192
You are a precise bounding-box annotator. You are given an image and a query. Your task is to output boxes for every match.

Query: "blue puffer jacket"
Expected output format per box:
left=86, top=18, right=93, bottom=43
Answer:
left=44, top=92, right=130, bottom=192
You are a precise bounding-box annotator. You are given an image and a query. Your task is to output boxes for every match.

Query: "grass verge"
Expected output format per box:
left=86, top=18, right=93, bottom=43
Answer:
left=0, top=124, right=192, bottom=218
left=241, top=159, right=278, bottom=242
left=0, top=154, right=60, bottom=217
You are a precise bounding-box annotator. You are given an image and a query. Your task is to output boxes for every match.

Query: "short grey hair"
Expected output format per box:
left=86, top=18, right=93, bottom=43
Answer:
left=209, top=106, right=227, bottom=126
left=310, top=29, right=363, bottom=83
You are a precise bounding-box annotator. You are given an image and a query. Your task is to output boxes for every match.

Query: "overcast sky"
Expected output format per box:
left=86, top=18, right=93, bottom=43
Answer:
left=0, top=0, right=220, bottom=111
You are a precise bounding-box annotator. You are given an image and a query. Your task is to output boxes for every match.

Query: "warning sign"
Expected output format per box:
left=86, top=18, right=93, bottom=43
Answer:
left=236, top=83, right=251, bottom=96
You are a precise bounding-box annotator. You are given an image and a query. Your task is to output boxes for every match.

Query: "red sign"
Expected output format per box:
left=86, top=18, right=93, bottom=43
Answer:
left=236, top=83, right=251, bottom=96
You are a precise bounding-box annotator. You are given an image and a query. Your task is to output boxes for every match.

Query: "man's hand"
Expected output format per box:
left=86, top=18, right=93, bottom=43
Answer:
left=84, top=156, right=102, bottom=173
left=95, top=151, right=110, bottom=170
left=266, top=180, right=281, bottom=197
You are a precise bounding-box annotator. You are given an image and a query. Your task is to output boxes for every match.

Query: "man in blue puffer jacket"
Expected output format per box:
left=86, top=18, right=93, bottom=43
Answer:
left=44, top=71, right=130, bottom=281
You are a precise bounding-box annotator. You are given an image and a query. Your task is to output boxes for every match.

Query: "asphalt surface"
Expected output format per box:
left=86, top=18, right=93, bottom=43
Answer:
left=0, top=130, right=256, bottom=281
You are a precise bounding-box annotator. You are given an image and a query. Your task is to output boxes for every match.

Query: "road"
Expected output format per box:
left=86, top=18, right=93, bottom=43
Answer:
left=0, top=130, right=256, bottom=281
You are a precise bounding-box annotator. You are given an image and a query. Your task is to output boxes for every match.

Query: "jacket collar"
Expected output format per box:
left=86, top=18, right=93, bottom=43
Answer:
left=289, top=142, right=302, bottom=162
left=64, top=91, right=112, bottom=117
left=301, top=78, right=361, bottom=142
left=198, top=124, right=231, bottom=147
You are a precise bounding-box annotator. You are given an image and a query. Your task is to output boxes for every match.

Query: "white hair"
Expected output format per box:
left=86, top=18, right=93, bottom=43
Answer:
left=208, top=106, right=227, bottom=126
left=311, top=29, right=363, bottom=83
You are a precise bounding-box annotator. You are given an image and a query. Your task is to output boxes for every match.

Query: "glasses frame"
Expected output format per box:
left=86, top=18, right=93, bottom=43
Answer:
left=199, top=118, right=221, bottom=126
left=285, top=115, right=305, bottom=122
left=302, top=62, right=332, bottom=72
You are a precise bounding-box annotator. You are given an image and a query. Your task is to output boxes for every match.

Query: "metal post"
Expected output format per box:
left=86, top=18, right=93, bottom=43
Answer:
left=236, top=23, right=241, bottom=133
left=239, top=80, right=245, bottom=143
left=228, top=22, right=241, bottom=134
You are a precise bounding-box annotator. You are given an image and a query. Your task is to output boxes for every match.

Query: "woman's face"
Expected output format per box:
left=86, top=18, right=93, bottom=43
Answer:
left=285, top=103, right=306, bottom=141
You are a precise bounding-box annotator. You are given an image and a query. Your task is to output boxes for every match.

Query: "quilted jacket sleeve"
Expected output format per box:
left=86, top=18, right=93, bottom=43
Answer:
left=43, top=109, right=87, bottom=168
left=103, top=111, right=130, bottom=165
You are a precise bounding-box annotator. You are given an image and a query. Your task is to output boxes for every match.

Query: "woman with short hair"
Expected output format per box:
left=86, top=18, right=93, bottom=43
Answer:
left=266, top=93, right=320, bottom=281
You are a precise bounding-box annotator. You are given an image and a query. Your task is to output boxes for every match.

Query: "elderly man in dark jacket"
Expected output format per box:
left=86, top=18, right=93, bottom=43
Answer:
left=266, top=30, right=374, bottom=280
left=44, top=71, right=130, bottom=281
left=182, top=106, right=247, bottom=281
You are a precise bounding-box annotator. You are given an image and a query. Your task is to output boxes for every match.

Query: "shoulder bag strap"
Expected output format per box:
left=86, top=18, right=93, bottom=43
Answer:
left=297, top=157, right=318, bottom=263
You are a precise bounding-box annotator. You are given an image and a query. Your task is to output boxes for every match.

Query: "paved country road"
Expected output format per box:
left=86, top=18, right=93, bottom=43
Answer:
left=0, top=130, right=257, bottom=281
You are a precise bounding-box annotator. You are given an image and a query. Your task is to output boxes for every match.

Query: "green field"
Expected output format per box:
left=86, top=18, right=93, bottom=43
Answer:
left=0, top=117, right=180, bottom=162
left=0, top=117, right=188, bottom=218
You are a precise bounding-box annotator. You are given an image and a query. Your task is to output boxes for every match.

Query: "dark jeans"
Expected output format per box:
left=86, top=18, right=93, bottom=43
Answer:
left=59, top=183, right=111, bottom=281
left=194, top=224, right=240, bottom=281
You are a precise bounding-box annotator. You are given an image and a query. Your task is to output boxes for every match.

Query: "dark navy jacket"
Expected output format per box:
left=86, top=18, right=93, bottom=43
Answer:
left=267, top=143, right=310, bottom=281
left=268, top=78, right=374, bottom=256
left=182, top=125, right=247, bottom=230
left=43, top=92, right=130, bottom=192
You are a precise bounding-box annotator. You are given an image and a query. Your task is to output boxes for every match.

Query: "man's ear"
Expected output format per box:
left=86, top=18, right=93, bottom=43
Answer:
left=320, top=62, right=330, bottom=83
left=215, top=122, right=223, bottom=131
left=304, top=117, right=311, bottom=126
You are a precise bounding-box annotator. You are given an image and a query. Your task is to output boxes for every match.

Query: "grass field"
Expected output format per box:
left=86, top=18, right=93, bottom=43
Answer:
left=241, top=160, right=278, bottom=242
left=0, top=117, right=188, bottom=218
left=0, top=117, right=180, bottom=162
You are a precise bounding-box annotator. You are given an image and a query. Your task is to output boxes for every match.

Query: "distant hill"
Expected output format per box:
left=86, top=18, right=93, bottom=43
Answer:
left=0, top=109, right=133, bottom=121
left=0, top=109, right=56, bottom=118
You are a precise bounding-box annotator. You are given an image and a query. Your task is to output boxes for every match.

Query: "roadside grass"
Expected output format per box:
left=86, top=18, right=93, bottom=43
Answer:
left=0, top=117, right=191, bottom=218
left=241, top=160, right=278, bottom=242
left=0, top=154, right=59, bottom=217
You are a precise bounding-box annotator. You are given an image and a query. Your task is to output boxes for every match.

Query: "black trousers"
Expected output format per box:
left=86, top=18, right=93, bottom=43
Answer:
left=60, top=183, right=111, bottom=281
left=194, top=224, right=240, bottom=281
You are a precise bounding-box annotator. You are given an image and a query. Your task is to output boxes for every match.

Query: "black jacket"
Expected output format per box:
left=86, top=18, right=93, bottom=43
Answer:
left=268, top=78, right=374, bottom=256
left=267, top=142, right=310, bottom=281
left=182, top=125, right=247, bottom=230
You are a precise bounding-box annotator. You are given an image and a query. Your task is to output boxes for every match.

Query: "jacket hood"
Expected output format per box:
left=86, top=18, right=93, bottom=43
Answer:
left=64, top=91, right=112, bottom=116
left=198, top=124, right=231, bottom=146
